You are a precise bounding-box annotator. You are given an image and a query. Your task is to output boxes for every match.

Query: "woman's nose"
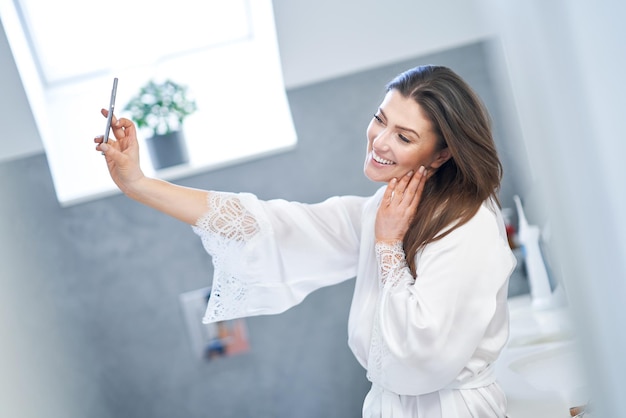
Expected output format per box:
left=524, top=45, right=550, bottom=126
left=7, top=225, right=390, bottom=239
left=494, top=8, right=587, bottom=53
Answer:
left=372, top=129, right=391, bottom=149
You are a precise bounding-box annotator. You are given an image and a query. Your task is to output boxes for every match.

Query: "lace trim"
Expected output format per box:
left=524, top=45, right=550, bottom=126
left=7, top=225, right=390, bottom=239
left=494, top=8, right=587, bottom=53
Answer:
left=366, top=308, right=390, bottom=384
left=367, top=241, right=412, bottom=383
left=195, top=192, right=260, bottom=243
left=202, top=270, right=248, bottom=324
left=193, top=192, right=262, bottom=323
left=375, top=240, right=408, bottom=288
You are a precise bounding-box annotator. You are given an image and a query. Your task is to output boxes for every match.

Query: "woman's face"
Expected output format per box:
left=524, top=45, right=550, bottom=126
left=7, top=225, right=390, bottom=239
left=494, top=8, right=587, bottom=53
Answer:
left=363, top=89, right=450, bottom=183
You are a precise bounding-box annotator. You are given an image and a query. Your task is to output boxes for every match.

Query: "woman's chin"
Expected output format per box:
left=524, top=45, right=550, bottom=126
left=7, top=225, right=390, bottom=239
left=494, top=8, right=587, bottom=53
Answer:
left=364, top=167, right=391, bottom=183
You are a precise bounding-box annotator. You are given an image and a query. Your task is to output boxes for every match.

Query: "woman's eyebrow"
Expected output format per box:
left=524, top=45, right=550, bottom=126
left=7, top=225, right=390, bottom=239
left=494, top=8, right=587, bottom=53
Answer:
left=379, top=108, right=421, bottom=138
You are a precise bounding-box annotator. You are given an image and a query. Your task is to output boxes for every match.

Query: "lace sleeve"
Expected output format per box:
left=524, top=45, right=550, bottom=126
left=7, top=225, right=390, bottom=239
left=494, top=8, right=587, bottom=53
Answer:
left=192, top=191, right=364, bottom=324
left=374, top=240, right=413, bottom=288
left=194, top=192, right=260, bottom=243
left=368, top=241, right=413, bottom=384
left=192, top=192, right=266, bottom=323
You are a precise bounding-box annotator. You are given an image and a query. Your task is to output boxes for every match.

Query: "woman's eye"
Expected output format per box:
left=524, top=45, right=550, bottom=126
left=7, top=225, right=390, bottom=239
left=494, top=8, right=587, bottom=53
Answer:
left=373, top=114, right=383, bottom=124
left=398, top=134, right=411, bottom=143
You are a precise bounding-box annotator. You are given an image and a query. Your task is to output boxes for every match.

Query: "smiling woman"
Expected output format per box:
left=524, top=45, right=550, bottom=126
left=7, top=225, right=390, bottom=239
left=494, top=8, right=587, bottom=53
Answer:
left=0, top=0, right=297, bottom=206
left=93, top=64, right=516, bottom=418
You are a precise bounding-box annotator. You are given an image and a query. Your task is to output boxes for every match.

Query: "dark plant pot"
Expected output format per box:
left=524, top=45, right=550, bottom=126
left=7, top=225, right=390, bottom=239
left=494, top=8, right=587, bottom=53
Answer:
left=146, top=131, right=189, bottom=170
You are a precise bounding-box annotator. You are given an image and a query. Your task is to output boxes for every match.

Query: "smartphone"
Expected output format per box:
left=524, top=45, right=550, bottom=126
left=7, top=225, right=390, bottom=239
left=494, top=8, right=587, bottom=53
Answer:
left=103, top=77, right=118, bottom=143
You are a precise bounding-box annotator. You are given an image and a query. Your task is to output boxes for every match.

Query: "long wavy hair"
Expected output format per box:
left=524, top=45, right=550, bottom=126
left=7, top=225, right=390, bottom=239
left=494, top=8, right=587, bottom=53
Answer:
left=386, top=65, right=503, bottom=275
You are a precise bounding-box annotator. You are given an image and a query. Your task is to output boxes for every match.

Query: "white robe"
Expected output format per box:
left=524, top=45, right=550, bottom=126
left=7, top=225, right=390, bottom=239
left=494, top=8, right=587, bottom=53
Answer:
left=192, top=186, right=516, bottom=417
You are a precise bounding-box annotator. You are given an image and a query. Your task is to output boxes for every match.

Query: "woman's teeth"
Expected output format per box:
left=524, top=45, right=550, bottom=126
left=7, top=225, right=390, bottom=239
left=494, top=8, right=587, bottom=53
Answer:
left=372, top=152, right=394, bottom=165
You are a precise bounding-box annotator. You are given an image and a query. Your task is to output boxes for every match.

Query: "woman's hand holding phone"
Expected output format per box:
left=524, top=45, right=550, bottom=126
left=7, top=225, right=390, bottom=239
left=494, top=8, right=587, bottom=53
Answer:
left=95, top=78, right=145, bottom=195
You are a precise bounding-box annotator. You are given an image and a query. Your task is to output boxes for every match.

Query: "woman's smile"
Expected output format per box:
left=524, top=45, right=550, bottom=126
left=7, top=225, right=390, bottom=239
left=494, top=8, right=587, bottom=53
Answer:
left=371, top=150, right=395, bottom=166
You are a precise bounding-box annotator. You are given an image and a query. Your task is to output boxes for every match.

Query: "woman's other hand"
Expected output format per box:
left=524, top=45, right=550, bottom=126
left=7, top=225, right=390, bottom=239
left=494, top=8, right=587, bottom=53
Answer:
left=94, top=109, right=145, bottom=194
left=375, top=166, right=428, bottom=243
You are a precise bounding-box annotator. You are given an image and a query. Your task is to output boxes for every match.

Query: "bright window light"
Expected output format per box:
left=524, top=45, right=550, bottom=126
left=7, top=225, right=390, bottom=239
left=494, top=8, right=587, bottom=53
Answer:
left=2, top=0, right=297, bottom=206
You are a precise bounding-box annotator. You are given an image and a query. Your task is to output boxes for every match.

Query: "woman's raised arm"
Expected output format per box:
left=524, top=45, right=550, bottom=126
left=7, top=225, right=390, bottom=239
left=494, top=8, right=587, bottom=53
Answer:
left=94, top=109, right=209, bottom=225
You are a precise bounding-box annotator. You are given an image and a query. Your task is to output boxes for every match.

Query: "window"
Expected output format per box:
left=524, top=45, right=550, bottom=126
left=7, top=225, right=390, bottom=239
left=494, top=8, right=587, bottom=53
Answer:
left=1, top=0, right=296, bottom=205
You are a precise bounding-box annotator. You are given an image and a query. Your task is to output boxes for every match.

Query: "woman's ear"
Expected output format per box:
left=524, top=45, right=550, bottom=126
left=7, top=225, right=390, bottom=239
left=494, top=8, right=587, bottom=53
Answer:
left=429, top=147, right=452, bottom=169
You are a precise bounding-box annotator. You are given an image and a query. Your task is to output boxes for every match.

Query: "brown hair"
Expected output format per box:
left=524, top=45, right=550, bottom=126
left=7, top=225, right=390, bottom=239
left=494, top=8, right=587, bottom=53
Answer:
left=386, top=65, right=503, bottom=275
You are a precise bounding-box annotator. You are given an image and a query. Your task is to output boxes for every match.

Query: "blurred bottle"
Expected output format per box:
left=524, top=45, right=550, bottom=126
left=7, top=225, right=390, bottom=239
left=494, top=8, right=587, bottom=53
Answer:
left=513, top=195, right=553, bottom=309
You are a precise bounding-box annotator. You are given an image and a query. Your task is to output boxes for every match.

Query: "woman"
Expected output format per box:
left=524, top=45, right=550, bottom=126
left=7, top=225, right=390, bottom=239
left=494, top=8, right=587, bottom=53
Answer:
left=95, top=65, right=515, bottom=417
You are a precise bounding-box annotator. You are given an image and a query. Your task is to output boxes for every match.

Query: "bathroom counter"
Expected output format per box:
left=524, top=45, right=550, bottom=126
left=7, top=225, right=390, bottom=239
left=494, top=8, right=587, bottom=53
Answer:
left=497, top=294, right=589, bottom=418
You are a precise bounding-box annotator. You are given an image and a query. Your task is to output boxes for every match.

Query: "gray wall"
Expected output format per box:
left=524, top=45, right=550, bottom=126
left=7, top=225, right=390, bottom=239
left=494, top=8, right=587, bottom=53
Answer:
left=0, top=41, right=526, bottom=418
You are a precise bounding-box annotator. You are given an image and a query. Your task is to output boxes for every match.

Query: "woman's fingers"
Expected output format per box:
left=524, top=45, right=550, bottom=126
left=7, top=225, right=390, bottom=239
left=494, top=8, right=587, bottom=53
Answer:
left=100, top=108, right=137, bottom=141
left=386, top=166, right=428, bottom=211
left=114, top=117, right=136, bottom=134
left=406, top=166, right=427, bottom=206
left=388, top=170, right=416, bottom=205
left=100, top=108, right=119, bottom=142
left=377, top=171, right=415, bottom=241
left=383, top=177, right=398, bottom=204
left=376, top=166, right=429, bottom=241
left=100, top=107, right=120, bottom=124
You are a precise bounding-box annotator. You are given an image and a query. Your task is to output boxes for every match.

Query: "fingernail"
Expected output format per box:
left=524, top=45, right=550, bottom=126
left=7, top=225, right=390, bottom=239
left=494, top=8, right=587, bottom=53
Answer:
left=407, top=170, right=414, bottom=177
left=100, top=143, right=109, bottom=152
left=419, top=166, right=425, bottom=174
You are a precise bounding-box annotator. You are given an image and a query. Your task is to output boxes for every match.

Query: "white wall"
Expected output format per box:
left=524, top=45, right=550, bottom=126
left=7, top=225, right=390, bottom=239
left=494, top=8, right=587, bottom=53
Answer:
left=0, top=0, right=493, bottom=162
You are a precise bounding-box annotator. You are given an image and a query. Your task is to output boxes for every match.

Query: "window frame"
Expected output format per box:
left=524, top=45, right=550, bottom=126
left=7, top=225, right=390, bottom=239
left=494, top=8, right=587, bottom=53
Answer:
left=0, top=0, right=297, bottom=206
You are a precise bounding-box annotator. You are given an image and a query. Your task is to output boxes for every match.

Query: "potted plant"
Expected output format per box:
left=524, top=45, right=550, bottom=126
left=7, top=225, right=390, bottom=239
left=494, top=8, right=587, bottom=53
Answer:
left=124, top=79, right=198, bottom=170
